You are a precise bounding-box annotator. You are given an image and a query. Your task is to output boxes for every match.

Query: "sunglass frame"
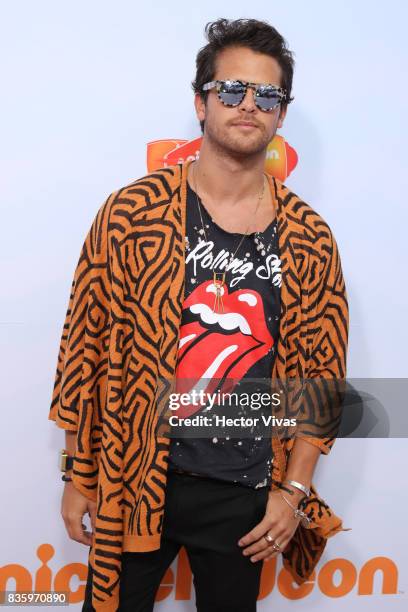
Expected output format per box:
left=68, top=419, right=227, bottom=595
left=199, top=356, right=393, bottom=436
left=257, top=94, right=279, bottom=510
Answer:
left=202, top=79, right=288, bottom=112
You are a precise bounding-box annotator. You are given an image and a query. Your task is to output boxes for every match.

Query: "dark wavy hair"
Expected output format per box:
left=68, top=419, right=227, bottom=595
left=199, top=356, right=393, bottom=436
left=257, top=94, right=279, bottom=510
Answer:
left=192, top=18, right=295, bottom=133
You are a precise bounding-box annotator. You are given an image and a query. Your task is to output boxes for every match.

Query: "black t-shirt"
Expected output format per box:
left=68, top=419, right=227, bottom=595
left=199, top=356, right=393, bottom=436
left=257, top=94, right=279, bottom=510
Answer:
left=167, top=181, right=281, bottom=488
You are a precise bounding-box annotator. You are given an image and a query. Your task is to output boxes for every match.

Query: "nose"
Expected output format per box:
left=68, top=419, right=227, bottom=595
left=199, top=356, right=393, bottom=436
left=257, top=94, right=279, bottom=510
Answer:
left=238, top=86, right=257, bottom=113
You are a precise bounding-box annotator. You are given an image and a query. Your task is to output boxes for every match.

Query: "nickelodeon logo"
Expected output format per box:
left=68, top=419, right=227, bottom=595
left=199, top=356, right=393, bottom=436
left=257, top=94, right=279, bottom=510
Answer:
left=0, top=544, right=399, bottom=603
left=146, top=135, right=298, bottom=182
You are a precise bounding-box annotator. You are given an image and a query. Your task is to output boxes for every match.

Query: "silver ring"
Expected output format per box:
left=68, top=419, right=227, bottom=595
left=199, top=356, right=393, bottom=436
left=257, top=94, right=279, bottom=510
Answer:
left=272, top=542, right=281, bottom=551
left=263, top=533, right=275, bottom=545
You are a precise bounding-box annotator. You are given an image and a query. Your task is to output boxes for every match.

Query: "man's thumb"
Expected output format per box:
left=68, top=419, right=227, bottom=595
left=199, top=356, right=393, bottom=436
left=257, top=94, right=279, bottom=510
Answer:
left=88, top=505, right=97, bottom=532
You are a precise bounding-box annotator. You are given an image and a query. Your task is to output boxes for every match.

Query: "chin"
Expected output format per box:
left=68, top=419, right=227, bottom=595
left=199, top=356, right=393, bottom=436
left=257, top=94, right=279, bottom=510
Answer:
left=207, top=123, right=269, bottom=157
left=224, top=138, right=268, bottom=157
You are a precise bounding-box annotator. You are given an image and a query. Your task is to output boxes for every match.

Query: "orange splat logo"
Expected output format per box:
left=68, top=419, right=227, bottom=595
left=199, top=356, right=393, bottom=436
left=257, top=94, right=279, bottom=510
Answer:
left=147, top=135, right=298, bottom=182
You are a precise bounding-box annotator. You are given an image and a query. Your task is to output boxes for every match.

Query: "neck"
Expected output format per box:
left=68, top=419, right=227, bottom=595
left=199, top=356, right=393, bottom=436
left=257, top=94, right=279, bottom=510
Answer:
left=189, top=137, right=267, bottom=207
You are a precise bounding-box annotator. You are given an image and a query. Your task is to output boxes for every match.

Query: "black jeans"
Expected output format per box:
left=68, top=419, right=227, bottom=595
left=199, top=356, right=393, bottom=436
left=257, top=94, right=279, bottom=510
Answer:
left=82, top=471, right=269, bottom=611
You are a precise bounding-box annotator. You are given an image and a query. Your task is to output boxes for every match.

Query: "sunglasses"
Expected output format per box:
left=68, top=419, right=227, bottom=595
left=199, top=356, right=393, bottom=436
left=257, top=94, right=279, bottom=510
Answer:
left=202, top=79, right=289, bottom=112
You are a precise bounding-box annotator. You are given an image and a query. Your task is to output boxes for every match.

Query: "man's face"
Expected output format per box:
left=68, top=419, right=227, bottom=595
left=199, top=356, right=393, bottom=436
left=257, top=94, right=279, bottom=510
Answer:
left=195, top=46, right=287, bottom=158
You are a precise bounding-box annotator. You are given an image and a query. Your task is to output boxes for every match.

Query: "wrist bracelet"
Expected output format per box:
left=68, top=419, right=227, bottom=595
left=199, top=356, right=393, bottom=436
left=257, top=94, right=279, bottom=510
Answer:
left=62, top=474, right=72, bottom=482
left=283, top=479, right=310, bottom=497
left=280, top=493, right=312, bottom=528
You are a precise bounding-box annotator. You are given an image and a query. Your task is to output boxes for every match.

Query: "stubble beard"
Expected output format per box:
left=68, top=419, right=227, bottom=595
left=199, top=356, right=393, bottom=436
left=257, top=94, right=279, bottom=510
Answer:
left=204, top=117, right=273, bottom=161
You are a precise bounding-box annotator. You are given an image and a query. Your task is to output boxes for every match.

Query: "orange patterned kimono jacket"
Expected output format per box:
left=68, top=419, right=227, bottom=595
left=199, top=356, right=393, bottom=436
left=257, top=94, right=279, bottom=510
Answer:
left=49, top=159, right=349, bottom=611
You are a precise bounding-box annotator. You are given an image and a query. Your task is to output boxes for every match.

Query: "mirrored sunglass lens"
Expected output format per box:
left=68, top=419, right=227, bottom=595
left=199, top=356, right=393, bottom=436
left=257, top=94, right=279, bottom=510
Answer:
left=219, top=81, right=245, bottom=105
left=256, top=87, right=281, bottom=110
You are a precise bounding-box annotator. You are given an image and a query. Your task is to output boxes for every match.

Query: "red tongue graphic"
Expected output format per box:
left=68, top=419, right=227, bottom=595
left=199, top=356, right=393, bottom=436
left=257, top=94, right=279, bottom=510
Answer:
left=173, top=280, right=274, bottom=419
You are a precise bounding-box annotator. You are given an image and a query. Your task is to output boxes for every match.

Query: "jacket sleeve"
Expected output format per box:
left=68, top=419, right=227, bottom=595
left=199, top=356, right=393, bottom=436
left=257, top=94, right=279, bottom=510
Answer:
left=48, top=195, right=113, bottom=432
left=299, top=229, right=349, bottom=454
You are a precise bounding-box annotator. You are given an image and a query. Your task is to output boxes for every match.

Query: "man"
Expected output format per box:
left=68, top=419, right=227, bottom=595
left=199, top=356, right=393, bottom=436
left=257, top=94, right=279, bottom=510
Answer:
left=49, top=18, right=349, bottom=612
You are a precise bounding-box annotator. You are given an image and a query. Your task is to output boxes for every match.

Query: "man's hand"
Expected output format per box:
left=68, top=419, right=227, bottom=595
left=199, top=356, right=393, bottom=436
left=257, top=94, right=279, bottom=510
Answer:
left=237, top=489, right=303, bottom=562
left=61, top=479, right=96, bottom=546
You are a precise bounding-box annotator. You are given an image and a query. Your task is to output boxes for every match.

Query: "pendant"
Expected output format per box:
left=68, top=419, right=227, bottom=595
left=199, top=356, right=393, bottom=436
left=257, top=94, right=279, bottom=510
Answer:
left=294, top=508, right=312, bottom=529
left=213, top=272, right=225, bottom=313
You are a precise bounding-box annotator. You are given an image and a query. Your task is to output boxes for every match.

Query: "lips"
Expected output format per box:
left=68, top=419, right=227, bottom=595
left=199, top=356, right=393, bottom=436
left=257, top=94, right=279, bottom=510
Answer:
left=233, top=122, right=258, bottom=128
left=174, top=280, right=274, bottom=418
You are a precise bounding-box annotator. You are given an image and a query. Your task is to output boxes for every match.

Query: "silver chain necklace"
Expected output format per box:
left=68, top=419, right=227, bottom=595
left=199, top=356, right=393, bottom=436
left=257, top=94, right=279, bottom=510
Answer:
left=192, top=163, right=266, bottom=313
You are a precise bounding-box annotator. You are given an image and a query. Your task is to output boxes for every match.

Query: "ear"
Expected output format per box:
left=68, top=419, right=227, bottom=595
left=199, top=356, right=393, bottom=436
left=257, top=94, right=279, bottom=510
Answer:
left=194, top=92, right=206, bottom=124
left=277, top=104, right=288, bottom=129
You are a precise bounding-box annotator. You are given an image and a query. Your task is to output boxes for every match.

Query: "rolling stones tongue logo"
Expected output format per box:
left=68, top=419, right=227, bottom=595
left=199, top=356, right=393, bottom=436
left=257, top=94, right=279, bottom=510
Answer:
left=174, top=280, right=274, bottom=418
